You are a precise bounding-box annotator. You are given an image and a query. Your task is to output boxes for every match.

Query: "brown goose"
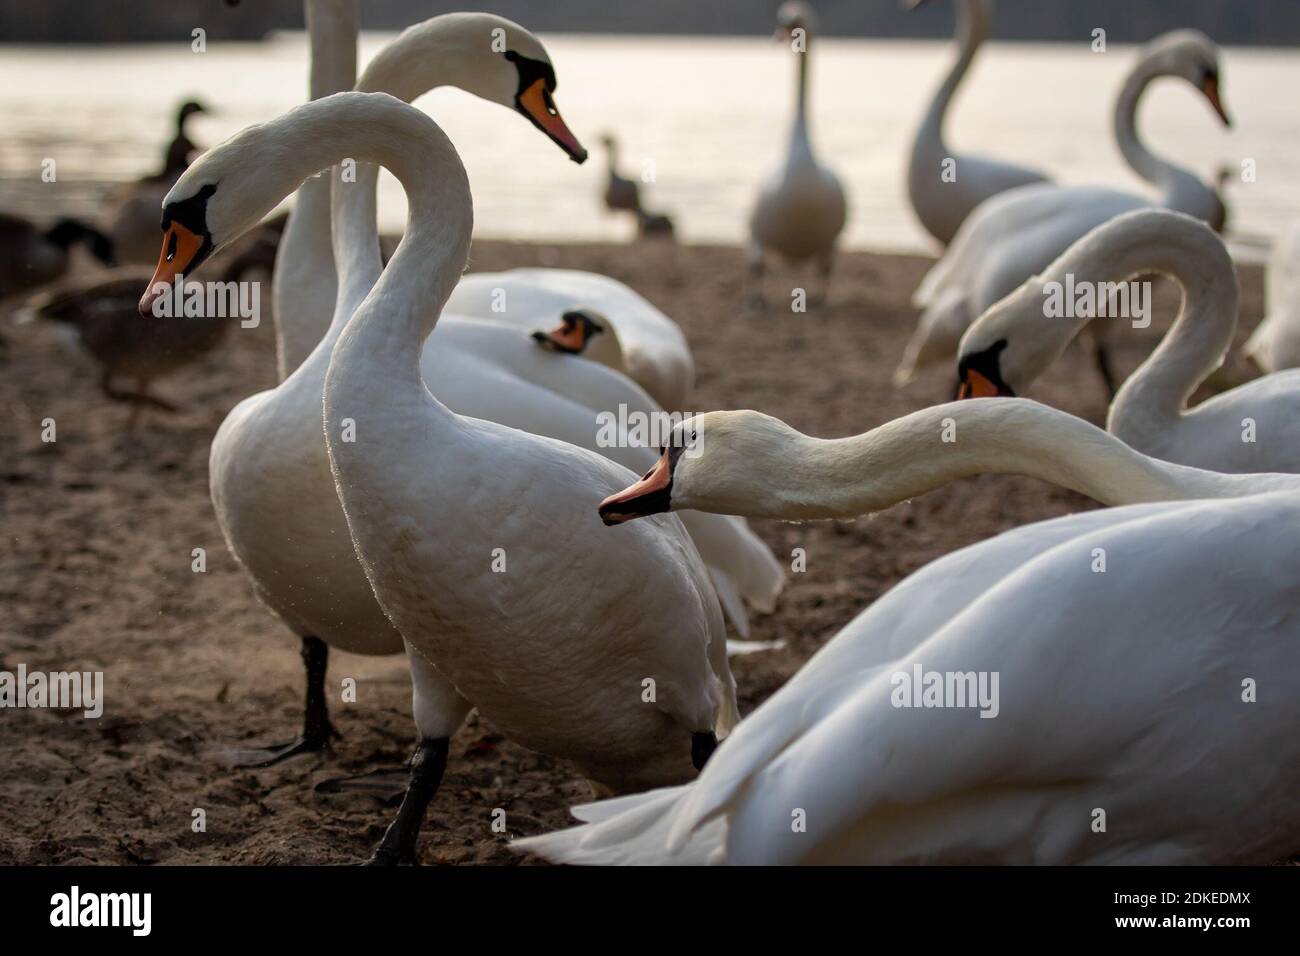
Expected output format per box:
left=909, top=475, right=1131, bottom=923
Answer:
left=28, top=230, right=277, bottom=412
left=0, top=214, right=115, bottom=302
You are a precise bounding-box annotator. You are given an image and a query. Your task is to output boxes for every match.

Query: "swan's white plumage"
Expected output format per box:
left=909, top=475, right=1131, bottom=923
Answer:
left=444, top=268, right=695, bottom=411
left=898, top=30, right=1228, bottom=384
left=960, top=209, right=1300, bottom=473
left=1245, top=220, right=1300, bottom=372
left=517, top=494, right=1300, bottom=864
left=906, top=0, right=1050, bottom=247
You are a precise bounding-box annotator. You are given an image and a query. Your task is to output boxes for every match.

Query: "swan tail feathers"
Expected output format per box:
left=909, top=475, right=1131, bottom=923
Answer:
left=894, top=287, right=969, bottom=387
left=708, top=568, right=750, bottom=638
left=512, top=785, right=721, bottom=865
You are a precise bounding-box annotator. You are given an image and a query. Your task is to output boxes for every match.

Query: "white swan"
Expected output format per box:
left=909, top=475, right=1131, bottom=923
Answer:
left=155, top=91, right=738, bottom=863
left=159, top=17, right=775, bottom=772
left=958, top=209, right=1300, bottom=473
left=746, top=1, right=847, bottom=306
left=444, top=268, right=694, bottom=411
left=896, top=30, right=1230, bottom=388
left=514, top=401, right=1300, bottom=865
left=178, top=14, right=593, bottom=765
left=271, top=0, right=357, bottom=381
left=906, top=0, right=1051, bottom=247
left=1244, top=219, right=1300, bottom=372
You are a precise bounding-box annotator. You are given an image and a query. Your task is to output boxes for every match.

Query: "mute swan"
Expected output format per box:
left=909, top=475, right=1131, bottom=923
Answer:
left=272, top=0, right=357, bottom=381
left=906, top=0, right=1051, bottom=247
left=143, top=90, right=741, bottom=863
left=595, top=399, right=1300, bottom=525
left=1244, top=219, right=1300, bottom=372
left=108, top=100, right=210, bottom=265
left=897, top=30, right=1230, bottom=388
left=0, top=215, right=115, bottom=301
left=530, top=308, right=627, bottom=374
left=516, top=404, right=1300, bottom=865
left=174, top=16, right=774, bottom=776
left=746, top=1, right=847, bottom=307
left=190, top=13, right=589, bottom=766
left=958, top=209, right=1300, bottom=473
left=444, top=268, right=694, bottom=411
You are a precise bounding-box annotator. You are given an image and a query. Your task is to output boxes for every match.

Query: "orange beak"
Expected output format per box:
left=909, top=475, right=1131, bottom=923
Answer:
left=957, top=368, right=1003, bottom=400
left=517, top=78, right=588, bottom=164
left=599, top=450, right=673, bottom=526
left=1202, top=74, right=1231, bottom=127
left=532, top=321, right=587, bottom=353
left=139, top=222, right=208, bottom=315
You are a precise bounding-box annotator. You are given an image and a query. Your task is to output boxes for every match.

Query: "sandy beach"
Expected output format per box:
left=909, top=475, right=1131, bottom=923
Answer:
left=0, top=238, right=1284, bottom=865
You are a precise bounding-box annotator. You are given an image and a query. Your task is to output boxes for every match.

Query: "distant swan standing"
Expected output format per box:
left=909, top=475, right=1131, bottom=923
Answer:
left=746, top=1, right=847, bottom=307
left=514, top=401, right=1300, bottom=865
left=906, top=0, right=1051, bottom=246
left=897, top=30, right=1231, bottom=390
left=958, top=209, right=1300, bottom=473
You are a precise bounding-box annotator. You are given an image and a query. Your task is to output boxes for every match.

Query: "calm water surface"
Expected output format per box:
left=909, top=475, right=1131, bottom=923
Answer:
left=0, top=33, right=1292, bottom=256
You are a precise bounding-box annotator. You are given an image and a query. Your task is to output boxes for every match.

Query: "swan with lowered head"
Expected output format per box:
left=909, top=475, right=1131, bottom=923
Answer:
left=444, top=267, right=695, bottom=411
left=515, top=403, right=1300, bottom=865
left=897, top=30, right=1231, bottom=389
left=958, top=209, right=1300, bottom=473
left=905, top=0, right=1051, bottom=246
left=144, top=90, right=742, bottom=863
left=746, top=0, right=847, bottom=307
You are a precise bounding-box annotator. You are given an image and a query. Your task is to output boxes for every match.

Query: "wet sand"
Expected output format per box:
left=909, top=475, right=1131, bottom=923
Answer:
left=0, top=238, right=1285, bottom=864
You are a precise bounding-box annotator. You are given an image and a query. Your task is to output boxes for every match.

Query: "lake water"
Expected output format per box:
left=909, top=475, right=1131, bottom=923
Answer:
left=0, top=32, right=1293, bottom=257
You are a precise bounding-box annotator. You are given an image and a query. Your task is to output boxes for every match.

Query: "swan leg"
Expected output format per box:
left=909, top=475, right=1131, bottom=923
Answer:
left=692, top=731, right=718, bottom=771
left=224, top=635, right=341, bottom=767
left=365, top=737, right=449, bottom=866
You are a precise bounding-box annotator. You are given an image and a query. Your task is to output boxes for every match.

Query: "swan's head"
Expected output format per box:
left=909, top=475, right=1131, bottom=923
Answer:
left=599, top=411, right=796, bottom=524
left=955, top=279, right=1054, bottom=399
left=775, top=1, right=818, bottom=39
left=1140, top=29, right=1231, bottom=127
left=359, top=13, right=587, bottom=164
left=532, top=309, right=607, bottom=354
left=177, top=100, right=207, bottom=125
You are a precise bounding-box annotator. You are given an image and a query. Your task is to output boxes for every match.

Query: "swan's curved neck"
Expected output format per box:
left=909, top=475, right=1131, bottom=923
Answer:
left=732, top=400, right=1294, bottom=521
left=271, top=0, right=358, bottom=380
left=1044, top=217, right=1239, bottom=441
left=326, top=24, right=483, bottom=338
left=1113, top=60, right=1196, bottom=202
left=919, top=0, right=988, bottom=155
left=320, top=95, right=472, bottom=394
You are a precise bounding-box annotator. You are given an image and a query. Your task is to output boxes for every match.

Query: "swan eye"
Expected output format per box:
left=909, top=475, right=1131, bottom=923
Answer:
left=165, top=231, right=178, bottom=263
